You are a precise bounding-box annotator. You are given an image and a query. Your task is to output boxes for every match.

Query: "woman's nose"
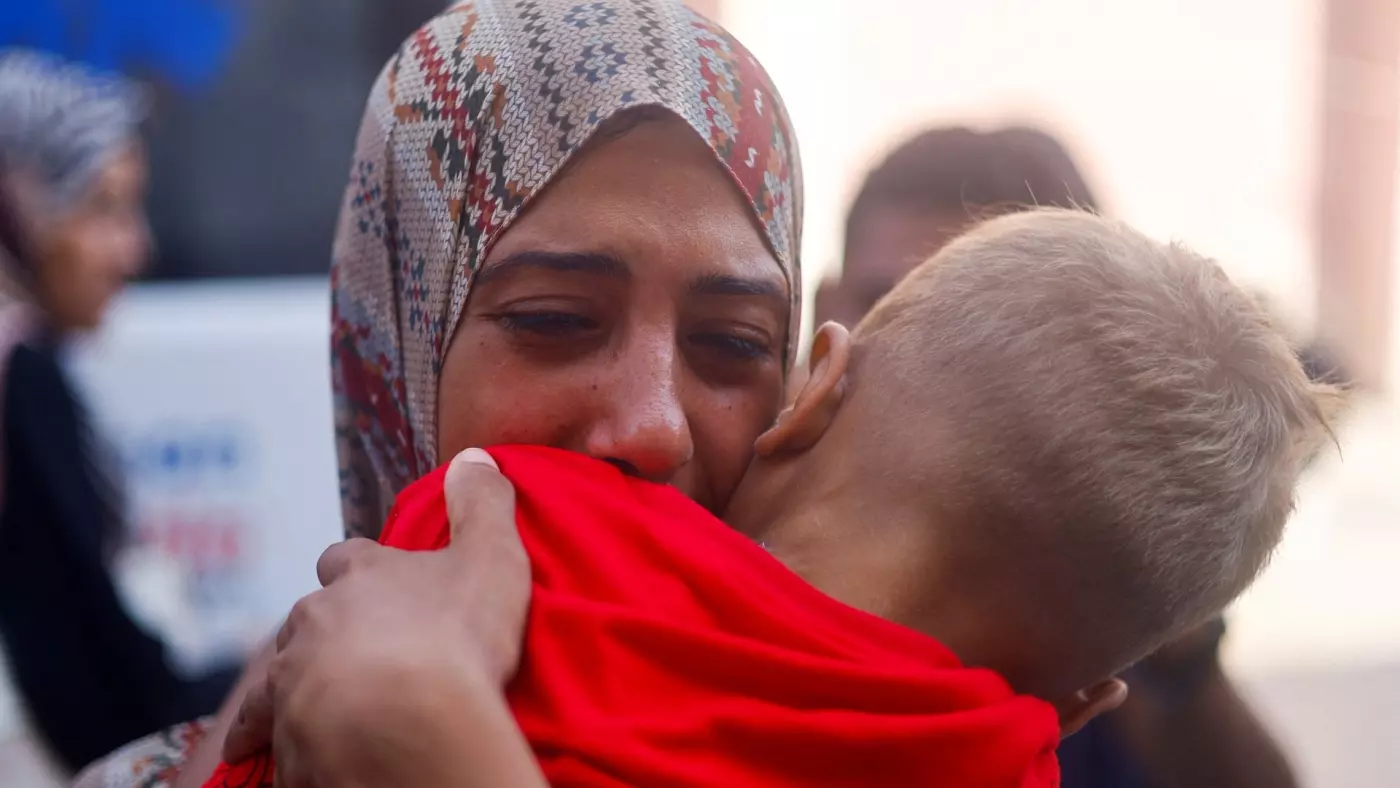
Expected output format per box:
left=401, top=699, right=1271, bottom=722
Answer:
left=583, top=346, right=694, bottom=484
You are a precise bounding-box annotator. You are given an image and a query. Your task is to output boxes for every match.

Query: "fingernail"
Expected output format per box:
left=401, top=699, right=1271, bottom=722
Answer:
left=455, top=448, right=499, bottom=470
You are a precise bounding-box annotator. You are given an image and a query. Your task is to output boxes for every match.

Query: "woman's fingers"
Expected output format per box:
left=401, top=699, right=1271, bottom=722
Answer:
left=445, top=448, right=518, bottom=546
left=316, top=537, right=379, bottom=587
left=224, top=599, right=311, bottom=763
left=271, top=739, right=306, bottom=788
left=277, top=595, right=314, bottom=653
left=442, top=448, right=532, bottom=687
left=214, top=450, right=531, bottom=785
left=223, top=673, right=275, bottom=763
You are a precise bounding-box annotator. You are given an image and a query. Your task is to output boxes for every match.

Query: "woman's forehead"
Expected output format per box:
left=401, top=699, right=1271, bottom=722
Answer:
left=480, top=117, right=786, bottom=292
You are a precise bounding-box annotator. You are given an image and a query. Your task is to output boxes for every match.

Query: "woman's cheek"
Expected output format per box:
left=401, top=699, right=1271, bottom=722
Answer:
left=693, top=393, right=779, bottom=506
left=442, top=384, right=579, bottom=457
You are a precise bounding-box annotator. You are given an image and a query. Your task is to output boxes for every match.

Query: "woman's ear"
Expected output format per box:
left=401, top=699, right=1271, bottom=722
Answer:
left=755, top=322, right=852, bottom=457
left=1053, top=678, right=1129, bottom=738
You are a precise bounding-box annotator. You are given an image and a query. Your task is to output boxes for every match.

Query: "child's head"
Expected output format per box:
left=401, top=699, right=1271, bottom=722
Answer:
left=735, top=209, right=1339, bottom=713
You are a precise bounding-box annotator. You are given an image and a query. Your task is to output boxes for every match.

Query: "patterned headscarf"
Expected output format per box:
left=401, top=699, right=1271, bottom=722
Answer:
left=332, top=0, right=804, bottom=539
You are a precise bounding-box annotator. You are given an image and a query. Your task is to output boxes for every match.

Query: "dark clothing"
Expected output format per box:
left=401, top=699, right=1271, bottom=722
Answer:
left=1059, top=715, right=1149, bottom=788
left=0, top=342, right=236, bottom=774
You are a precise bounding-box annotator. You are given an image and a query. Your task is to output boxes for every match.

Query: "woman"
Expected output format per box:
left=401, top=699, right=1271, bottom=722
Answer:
left=0, top=50, right=238, bottom=774
left=75, top=0, right=802, bottom=784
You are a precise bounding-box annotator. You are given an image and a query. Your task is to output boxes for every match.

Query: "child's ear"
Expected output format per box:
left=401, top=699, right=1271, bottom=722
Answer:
left=1052, top=678, right=1128, bottom=738
left=755, top=322, right=851, bottom=457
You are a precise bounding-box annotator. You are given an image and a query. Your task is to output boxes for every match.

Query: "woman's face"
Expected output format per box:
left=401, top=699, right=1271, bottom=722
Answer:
left=31, top=141, right=150, bottom=331
left=438, top=116, right=790, bottom=513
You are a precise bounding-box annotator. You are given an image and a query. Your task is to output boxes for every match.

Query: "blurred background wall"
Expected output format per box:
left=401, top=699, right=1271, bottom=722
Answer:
left=725, top=0, right=1397, bottom=377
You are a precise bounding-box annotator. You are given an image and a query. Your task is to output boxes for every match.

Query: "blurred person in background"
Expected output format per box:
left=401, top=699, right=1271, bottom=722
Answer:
left=0, top=50, right=238, bottom=775
left=815, top=125, right=1301, bottom=788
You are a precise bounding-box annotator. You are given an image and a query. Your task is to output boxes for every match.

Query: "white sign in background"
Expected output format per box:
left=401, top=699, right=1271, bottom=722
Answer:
left=66, top=278, right=344, bottom=669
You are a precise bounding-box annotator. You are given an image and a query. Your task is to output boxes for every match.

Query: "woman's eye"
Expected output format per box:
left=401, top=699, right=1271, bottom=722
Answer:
left=693, top=332, right=773, bottom=361
left=496, top=311, right=599, bottom=336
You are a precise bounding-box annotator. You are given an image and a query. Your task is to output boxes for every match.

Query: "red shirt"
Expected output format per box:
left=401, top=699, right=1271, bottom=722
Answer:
left=208, top=445, right=1060, bottom=787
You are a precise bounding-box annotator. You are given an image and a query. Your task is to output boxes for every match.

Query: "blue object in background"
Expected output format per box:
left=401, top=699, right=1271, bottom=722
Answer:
left=0, top=0, right=240, bottom=89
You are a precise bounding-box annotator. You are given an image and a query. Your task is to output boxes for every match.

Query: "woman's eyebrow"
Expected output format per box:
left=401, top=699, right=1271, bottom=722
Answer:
left=690, top=272, right=787, bottom=304
left=475, top=251, right=629, bottom=284
left=476, top=251, right=785, bottom=305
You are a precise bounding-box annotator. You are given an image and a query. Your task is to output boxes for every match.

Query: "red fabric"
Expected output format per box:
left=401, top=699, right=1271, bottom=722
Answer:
left=207, top=445, right=1061, bottom=787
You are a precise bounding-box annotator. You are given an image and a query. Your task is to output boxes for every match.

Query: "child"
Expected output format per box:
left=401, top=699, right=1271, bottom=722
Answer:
left=209, top=209, right=1338, bottom=787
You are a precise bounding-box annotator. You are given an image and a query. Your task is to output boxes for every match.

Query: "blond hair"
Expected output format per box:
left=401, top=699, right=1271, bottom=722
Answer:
left=854, top=209, right=1341, bottom=694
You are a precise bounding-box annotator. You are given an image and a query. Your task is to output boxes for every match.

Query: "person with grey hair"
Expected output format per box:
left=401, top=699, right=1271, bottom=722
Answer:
left=0, top=49, right=237, bottom=774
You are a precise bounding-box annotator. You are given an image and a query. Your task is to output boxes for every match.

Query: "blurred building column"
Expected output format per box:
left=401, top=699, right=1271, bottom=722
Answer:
left=684, top=0, right=722, bottom=22
left=1316, top=0, right=1400, bottom=390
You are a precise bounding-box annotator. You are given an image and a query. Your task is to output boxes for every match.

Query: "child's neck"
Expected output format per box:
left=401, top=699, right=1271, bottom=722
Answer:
left=723, top=452, right=945, bottom=632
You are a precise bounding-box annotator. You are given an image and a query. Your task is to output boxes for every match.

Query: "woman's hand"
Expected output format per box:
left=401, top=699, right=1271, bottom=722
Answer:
left=222, top=449, right=535, bottom=787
